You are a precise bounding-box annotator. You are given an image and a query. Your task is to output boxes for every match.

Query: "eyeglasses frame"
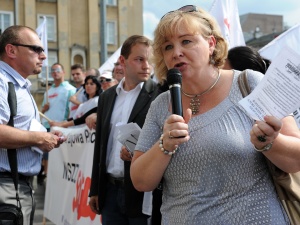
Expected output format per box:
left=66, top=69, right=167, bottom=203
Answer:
left=11, top=43, right=45, bottom=55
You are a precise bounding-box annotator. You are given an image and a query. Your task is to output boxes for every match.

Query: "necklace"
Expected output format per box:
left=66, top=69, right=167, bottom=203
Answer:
left=182, top=70, right=221, bottom=115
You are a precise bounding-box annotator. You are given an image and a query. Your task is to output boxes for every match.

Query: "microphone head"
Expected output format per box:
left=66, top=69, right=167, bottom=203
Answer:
left=167, top=68, right=182, bottom=86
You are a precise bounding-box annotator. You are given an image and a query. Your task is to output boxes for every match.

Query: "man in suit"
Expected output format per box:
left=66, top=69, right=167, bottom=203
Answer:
left=89, top=35, right=158, bottom=225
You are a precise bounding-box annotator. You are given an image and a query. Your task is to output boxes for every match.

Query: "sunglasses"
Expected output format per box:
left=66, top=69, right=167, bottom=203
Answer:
left=161, top=5, right=197, bottom=20
left=11, top=43, right=45, bottom=54
left=161, top=5, right=213, bottom=32
left=51, top=68, right=63, bottom=73
left=100, top=78, right=112, bottom=83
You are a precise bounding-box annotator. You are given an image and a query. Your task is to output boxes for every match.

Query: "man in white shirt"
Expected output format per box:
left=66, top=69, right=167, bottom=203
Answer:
left=89, top=35, right=158, bottom=225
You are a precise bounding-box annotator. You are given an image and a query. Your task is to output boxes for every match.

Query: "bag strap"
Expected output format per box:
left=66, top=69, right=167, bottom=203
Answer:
left=237, top=70, right=251, bottom=97
left=7, top=82, right=21, bottom=207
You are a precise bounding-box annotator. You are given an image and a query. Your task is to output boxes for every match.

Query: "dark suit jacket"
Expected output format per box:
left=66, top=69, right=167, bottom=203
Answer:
left=90, top=78, right=159, bottom=217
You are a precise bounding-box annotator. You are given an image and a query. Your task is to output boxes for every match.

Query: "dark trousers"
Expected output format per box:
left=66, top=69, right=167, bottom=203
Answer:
left=101, top=182, right=148, bottom=225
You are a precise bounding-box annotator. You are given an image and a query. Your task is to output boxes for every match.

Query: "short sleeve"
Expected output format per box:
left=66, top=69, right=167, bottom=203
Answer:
left=135, top=92, right=170, bottom=152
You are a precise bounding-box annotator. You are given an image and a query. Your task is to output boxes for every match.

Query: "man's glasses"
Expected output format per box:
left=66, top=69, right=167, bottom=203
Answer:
left=51, top=68, right=63, bottom=73
left=11, top=43, right=45, bottom=54
left=100, top=78, right=112, bottom=83
left=161, top=5, right=197, bottom=20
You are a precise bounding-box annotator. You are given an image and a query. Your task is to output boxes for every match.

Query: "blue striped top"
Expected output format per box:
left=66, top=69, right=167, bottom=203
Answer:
left=0, top=61, right=42, bottom=176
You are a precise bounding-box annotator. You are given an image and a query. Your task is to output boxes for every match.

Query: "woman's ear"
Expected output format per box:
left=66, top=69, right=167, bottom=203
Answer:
left=208, top=35, right=216, bottom=55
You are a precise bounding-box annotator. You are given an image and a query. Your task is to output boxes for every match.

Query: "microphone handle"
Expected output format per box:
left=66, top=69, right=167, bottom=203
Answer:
left=169, top=84, right=183, bottom=117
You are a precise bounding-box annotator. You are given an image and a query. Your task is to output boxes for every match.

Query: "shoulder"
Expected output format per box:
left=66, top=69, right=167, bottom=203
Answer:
left=0, top=71, right=15, bottom=96
left=150, top=91, right=169, bottom=108
left=244, top=69, right=264, bottom=91
left=62, top=81, right=76, bottom=90
left=234, top=69, right=264, bottom=90
left=143, top=78, right=159, bottom=92
left=100, top=86, right=117, bottom=101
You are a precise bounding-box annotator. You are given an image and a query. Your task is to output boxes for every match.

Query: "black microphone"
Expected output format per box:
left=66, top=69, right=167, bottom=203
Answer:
left=167, top=68, right=183, bottom=117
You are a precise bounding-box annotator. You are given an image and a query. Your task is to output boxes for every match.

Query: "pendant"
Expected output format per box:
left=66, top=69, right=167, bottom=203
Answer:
left=190, top=96, right=200, bottom=115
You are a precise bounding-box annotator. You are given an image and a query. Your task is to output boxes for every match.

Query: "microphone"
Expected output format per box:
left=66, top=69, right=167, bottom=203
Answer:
left=167, top=68, right=183, bottom=117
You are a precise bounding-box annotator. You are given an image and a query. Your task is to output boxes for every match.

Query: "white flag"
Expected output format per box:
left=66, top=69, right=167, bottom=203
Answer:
left=99, top=46, right=121, bottom=73
left=259, top=23, right=300, bottom=61
left=209, top=0, right=245, bottom=49
left=36, top=16, right=48, bottom=66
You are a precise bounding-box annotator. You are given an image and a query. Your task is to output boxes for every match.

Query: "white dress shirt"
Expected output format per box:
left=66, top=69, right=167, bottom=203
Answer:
left=106, top=78, right=144, bottom=178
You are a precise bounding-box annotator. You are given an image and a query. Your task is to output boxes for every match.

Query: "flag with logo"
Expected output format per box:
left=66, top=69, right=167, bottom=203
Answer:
left=209, top=0, right=245, bottom=49
left=36, top=16, right=48, bottom=66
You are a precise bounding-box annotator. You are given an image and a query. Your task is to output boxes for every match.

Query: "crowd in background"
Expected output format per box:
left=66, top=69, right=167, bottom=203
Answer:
left=1, top=4, right=300, bottom=225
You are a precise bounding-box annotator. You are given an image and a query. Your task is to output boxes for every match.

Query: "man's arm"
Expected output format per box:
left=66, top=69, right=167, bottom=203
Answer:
left=0, top=124, right=63, bottom=152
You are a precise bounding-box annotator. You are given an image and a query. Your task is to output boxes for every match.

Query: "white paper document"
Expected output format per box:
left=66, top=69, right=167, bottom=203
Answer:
left=29, top=118, right=47, bottom=154
left=116, top=122, right=141, bottom=153
left=239, top=47, right=300, bottom=121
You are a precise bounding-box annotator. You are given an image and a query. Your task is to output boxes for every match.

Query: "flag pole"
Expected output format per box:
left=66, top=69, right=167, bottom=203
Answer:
left=36, top=16, right=49, bottom=103
left=46, top=66, right=49, bottom=104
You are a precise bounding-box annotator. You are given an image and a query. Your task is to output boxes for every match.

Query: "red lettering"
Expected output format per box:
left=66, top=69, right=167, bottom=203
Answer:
left=72, top=170, right=97, bottom=221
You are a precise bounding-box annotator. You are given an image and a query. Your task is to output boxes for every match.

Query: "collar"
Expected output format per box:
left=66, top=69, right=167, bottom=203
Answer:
left=51, top=81, right=69, bottom=88
left=0, top=61, right=31, bottom=88
left=116, top=78, right=144, bottom=95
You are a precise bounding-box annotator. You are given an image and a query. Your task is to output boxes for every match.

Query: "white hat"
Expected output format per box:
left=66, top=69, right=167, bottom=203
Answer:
left=100, top=70, right=113, bottom=79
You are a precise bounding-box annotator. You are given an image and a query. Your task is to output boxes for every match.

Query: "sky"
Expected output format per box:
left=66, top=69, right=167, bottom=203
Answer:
left=143, top=0, right=300, bottom=39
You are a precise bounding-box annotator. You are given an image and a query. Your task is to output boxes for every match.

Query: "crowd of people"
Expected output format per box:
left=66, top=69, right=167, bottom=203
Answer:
left=1, top=4, right=300, bottom=225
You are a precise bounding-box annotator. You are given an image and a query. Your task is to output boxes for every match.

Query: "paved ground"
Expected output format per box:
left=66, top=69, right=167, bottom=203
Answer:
left=32, top=176, right=55, bottom=225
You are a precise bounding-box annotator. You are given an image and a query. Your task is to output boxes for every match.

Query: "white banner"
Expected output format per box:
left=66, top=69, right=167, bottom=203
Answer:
left=44, top=125, right=102, bottom=225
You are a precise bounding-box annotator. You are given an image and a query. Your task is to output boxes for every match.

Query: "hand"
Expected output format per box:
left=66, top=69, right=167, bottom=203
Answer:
left=89, top=196, right=100, bottom=214
left=120, top=146, right=132, bottom=161
left=51, top=130, right=67, bottom=147
left=49, top=121, right=64, bottom=127
left=35, top=132, right=60, bottom=152
left=42, top=103, right=50, bottom=113
left=86, top=113, right=97, bottom=130
left=161, top=108, right=191, bottom=151
left=250, top=115, right=282, bottom=150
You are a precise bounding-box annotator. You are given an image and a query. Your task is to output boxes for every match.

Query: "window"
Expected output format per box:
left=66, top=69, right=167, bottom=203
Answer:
left=0, top=11, right=13, bottom=34
left=107, top=0, right=117, bottom=6
left=38, top=51, right=57, bottom=81
left=106, top=21, right=116, bottom=45
left=37, top=14, right=56, bottom=42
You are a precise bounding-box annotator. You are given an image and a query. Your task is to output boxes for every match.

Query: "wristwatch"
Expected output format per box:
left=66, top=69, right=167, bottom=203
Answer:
left=253, top=142, right=273, bottom=152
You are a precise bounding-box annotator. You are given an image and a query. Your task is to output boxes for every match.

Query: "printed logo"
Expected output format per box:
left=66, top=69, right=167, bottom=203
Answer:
left=72, top=170, right=102, bottom=223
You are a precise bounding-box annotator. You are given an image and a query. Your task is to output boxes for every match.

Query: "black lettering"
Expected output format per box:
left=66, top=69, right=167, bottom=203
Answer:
left=91, top=132, right=96, bottom=143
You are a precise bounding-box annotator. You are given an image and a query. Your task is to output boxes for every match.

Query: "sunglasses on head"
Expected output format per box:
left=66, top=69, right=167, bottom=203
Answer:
left=161, top=5, right=197, bottom=20
left=11, top=43, right=45, bottom=54
left=161, top=5, right=213, bottom=32
left=100, top=78, right=112, bottom=83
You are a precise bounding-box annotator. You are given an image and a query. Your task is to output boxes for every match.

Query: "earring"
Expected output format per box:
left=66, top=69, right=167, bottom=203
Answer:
left=209, top=55, right=215, bottom=65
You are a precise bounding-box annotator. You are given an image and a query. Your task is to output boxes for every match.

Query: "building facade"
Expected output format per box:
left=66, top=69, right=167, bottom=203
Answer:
left=0, top=0, right=143, bottom=106
left=240, top=13, right=283, bottom=42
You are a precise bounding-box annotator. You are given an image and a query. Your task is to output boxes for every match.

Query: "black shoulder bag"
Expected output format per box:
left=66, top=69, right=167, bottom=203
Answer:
left=0, top=82, right=23, bottom=225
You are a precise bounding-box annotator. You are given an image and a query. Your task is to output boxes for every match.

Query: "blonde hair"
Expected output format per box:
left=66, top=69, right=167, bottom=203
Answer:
left=153, top=6, right=228, bottom=83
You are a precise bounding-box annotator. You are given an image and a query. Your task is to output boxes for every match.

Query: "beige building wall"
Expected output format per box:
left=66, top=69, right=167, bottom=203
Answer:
left=0, top=0, right=143, bottom=108
left=240, top=13, right=283, bottom=41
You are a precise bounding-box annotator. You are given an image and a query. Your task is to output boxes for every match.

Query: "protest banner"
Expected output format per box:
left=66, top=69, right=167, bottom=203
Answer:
left=44, top=125, right=102, bottom=225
